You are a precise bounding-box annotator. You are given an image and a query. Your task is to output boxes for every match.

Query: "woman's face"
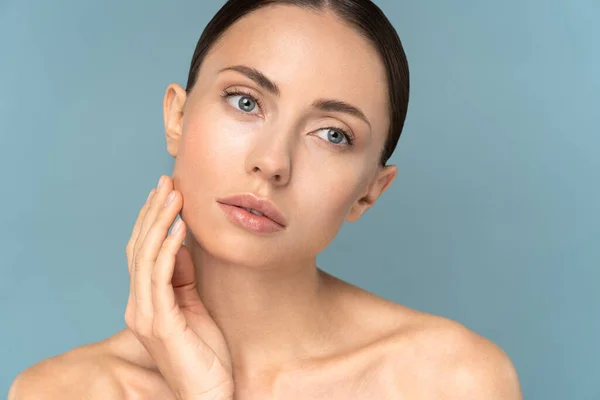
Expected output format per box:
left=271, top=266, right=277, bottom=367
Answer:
left=165, top=5, right=397, bottom=268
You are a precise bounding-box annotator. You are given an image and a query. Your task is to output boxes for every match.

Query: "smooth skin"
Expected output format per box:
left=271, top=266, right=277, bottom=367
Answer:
left=10, top=175, right=522, bottom=400
left=9, top=5, right=522, bottom=400
left=123, top=178, right=234, bottom=399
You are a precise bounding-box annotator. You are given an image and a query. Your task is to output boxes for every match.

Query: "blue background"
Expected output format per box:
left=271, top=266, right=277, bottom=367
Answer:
left=1, top=0, right=598, bottom=398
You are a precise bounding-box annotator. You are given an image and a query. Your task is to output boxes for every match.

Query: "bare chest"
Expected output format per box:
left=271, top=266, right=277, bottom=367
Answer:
left=112, top=333, right=437, bottom=399
left=272, top=365, right=400, bottom=400
left=117, top=355, right=437, bottom=400
left=234, top=353, right=406, bottom=400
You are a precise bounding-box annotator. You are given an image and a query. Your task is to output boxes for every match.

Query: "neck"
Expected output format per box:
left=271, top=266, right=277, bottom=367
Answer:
left=185, top=233, right=337, bottom=380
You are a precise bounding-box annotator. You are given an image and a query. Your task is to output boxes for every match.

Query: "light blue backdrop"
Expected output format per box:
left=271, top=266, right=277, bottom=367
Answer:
left=1, top=1, right=598, bottom=398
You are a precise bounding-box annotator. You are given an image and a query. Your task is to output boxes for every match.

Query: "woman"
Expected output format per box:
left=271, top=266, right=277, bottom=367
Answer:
left=10, top=0, right=521, bottom=398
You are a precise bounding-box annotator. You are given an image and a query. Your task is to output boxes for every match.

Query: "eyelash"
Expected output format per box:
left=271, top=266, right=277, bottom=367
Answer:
left=220, top=88, right=355, bottom=147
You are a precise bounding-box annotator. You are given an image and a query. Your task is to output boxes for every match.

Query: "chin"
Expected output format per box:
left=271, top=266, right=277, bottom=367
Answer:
left=209, top=234, right=310, bottom=270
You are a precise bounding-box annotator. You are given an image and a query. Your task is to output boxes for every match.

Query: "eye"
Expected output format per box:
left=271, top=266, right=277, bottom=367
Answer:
left=222, top=89, right=262, bottom=115
left=315, top=127, right=355, bottom=147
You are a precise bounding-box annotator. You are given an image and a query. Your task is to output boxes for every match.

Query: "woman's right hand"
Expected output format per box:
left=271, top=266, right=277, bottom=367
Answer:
left=124, top=175, right=234, bottom=400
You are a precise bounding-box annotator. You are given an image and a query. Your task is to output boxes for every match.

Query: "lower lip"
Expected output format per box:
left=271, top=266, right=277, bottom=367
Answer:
left=217, top=202, right=285, bottom=234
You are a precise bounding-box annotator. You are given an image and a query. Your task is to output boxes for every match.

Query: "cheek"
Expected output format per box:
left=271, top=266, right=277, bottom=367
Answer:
left=293, top=171, right=363, bottom=252
left=303, top=169, right=361, bottom=217
left=172, top=105, right=263, bottom=240
left=185, top=114, right=244, bottom=164
left=172, top=116, right=233, bottom=223
left=175, top=107, right=250, bottom=186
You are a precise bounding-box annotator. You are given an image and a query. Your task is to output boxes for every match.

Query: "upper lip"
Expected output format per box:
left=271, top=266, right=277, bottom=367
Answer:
left=217, top=193, right=287, bottom=227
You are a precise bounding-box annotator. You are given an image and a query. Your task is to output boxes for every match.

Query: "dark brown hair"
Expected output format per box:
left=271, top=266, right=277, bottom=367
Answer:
left=185, top=0, right=409, bottom=166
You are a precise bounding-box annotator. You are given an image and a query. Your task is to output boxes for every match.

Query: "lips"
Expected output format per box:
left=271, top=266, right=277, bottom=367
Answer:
left=216, top=194, right=287, bottom=227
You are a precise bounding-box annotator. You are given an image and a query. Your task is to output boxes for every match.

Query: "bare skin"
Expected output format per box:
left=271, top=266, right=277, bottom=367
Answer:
left=10, top=283, right=521, bottom=399
left=10, top=5, right=521, bottom=400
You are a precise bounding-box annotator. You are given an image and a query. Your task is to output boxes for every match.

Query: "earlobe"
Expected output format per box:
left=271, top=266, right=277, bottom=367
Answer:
left=346, top=200, right=368, bottom=222
left=346, top=165, right=398, bottom=223
left=163, top=83, right=187, bottom=157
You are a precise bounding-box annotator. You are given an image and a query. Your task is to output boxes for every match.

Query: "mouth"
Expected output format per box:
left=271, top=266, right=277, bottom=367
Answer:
left=216, top=193, right=287, bottom=227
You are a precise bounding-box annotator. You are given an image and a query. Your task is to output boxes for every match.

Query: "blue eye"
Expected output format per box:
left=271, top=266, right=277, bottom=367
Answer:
left=222, top=89, right=262, bottom=114
left=315, top=127, right=355, bottom=146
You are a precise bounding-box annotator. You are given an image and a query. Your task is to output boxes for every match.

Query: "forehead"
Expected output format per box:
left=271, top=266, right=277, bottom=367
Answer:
left=201, top=4, right=390, bottom=133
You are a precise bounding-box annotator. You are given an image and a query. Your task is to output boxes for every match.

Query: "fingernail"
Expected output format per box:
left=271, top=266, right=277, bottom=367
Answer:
left=171, top=218, right=183, bottom=235
left=157, top=176, right=165, bottom=191
left=146, top=189, right=155, bottom=205
left=164, top=191, right=175, bottom=207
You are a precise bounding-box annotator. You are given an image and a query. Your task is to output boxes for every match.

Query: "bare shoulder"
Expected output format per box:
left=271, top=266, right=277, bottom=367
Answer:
left=326, top=274, right=522, bottom=399
left=393, top=310, right=523, bottom=399
left=8, top=340, right=124, bottom=399
left=9, top=330, right=174, bottom=400
left=362, top=294, right=523, bottom=399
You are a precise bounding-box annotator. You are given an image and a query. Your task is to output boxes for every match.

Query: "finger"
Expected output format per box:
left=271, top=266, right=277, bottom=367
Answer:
left=152, top=212, right=189, bottom=335
left=154, top=225, right=210, bottom=325
left=126, top=188, right=156, bottom=273
left=131, top=176, right=171, bottom=314
left=172, top=245, right=206, bottom=312
left=125, top=187, right=157, bottom=327
left=134, top=183, right=179, bottom=322
left=134, top=176, right=173, bottom=257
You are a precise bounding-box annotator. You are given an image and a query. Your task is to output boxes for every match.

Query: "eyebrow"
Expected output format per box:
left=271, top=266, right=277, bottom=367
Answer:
left=218, top=65, right=372, bottom=129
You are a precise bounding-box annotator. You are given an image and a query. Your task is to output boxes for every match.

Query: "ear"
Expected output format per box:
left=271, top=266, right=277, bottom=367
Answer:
left=346, top=165, right=397, bottom=222
left=163, top=83, right=187, bottom=157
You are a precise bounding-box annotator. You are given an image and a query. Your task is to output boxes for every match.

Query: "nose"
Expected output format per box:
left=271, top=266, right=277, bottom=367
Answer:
left=245, top=127, right=292, bottom=186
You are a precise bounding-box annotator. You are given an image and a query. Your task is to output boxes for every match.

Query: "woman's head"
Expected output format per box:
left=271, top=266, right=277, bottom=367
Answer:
left=163, top=0, right=409, bottom=268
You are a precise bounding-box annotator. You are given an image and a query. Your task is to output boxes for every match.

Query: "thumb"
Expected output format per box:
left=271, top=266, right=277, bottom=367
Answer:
left=172, top=244, right=195, bottom=288
left=172, top=244, right=205, bottom=310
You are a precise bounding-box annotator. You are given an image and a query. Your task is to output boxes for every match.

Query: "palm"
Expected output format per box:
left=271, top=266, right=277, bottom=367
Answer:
left=172, top=246, right=233, bottom=378
left=180, top=301, right=232, bottom=374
